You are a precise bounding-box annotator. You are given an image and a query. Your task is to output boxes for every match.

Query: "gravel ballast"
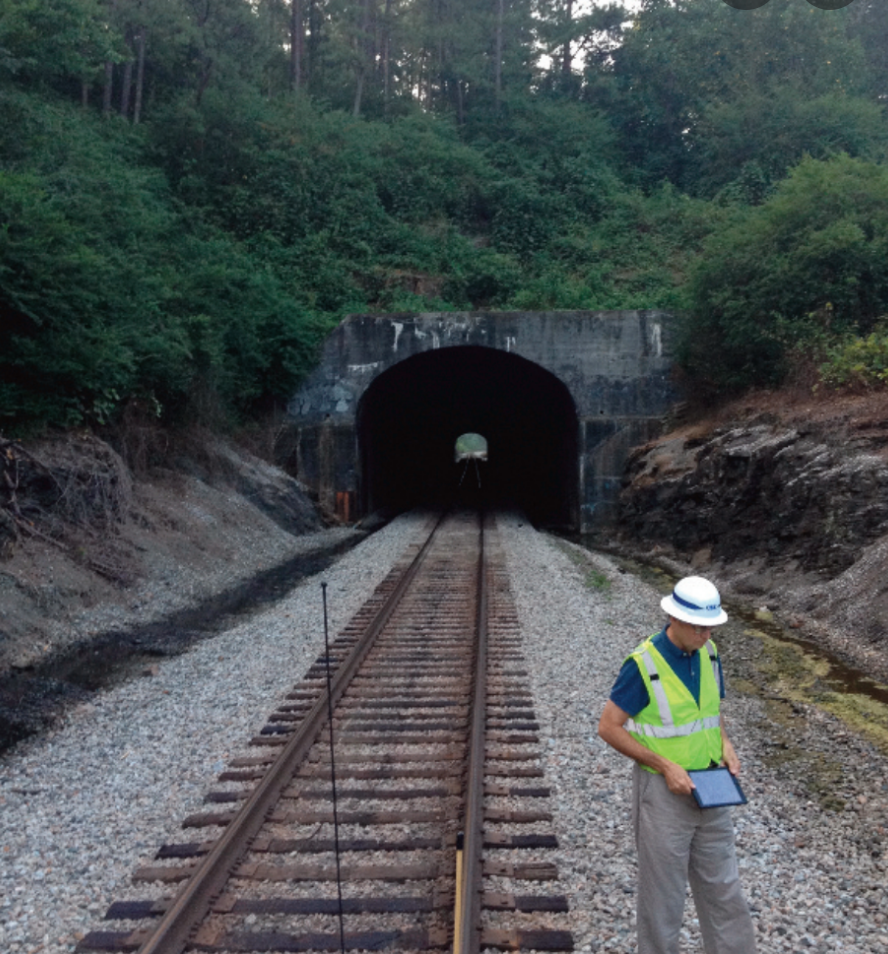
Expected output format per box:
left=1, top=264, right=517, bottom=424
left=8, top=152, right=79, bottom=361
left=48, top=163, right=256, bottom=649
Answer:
left=2, top=511, right=887, bottom=953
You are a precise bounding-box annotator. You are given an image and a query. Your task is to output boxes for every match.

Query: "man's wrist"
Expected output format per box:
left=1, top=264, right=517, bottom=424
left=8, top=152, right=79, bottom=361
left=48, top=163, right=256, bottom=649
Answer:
left=637, top=751, right=675, bottom=776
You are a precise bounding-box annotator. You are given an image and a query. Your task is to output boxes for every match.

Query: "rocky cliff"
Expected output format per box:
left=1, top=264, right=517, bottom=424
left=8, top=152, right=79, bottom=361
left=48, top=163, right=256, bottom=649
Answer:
left=613, top=393, right=888, bottom=680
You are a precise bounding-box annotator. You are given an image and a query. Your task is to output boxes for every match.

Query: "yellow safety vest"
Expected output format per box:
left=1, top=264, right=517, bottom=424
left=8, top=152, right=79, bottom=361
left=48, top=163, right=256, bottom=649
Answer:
left=625, top=635, right=723, bottom=773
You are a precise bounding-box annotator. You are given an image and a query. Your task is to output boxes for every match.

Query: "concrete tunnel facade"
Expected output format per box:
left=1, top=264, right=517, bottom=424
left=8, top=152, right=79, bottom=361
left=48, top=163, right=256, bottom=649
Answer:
left=283, top=311, right=678, bottom=534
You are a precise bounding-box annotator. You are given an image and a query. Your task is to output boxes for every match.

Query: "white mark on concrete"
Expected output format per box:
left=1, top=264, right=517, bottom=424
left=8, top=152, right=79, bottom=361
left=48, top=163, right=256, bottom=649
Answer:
left=348, top=362, right=381, bottom=374
left=650, top=322, right=662, bottom=358
left=392, top=321, right=404, bottom=352
left=506, top=336, right=517, bottom=352
left=432, top=331, right=440, bottom=349
left=415, top=329, right=426, bottom=339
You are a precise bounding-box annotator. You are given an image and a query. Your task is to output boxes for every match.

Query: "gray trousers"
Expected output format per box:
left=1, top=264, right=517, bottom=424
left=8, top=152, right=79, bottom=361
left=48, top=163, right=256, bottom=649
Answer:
left=632, top=763, right=757, bottom=954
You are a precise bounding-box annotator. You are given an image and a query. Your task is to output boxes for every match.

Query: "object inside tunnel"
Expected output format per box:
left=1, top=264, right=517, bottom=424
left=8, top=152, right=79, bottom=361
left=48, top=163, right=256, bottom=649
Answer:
left=357, top=346, right=579, bottom=527
left=454, top=432, right=488, bottom=462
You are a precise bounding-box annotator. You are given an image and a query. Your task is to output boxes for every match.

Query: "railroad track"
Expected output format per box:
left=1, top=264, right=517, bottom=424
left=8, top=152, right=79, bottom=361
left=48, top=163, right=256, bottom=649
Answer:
left=79, top=510, right=573, bottom=954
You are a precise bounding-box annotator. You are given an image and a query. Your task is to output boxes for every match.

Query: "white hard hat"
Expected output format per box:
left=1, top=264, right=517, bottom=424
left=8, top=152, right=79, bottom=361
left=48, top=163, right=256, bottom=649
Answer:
left=661, top=576, right=728, bottom=626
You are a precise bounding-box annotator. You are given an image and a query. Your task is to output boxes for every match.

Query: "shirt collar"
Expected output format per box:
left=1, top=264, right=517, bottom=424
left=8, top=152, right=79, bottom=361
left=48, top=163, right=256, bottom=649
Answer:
left=653, top=625, right=697, bottom=661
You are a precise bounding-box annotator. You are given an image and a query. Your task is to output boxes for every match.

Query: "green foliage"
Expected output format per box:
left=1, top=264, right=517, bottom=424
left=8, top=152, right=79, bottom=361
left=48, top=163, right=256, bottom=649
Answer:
left=696, top=91, right=888, bottom=201
left=682, top=155, right=888, bottom=389
left=820, top=323, right=888, bottom=389
left=0, top=91, right=321, bottom=433
left=4, top=0, right=888, bottom=433
left=607, top=0, right=876, bottom=190
left=0, top=0, right=119, bottom=89
left=504, top=181, right=718, bottom=311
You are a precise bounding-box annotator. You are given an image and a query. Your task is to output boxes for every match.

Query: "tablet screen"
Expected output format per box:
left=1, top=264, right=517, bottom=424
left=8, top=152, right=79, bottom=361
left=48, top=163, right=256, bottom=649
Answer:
left=688, top=767, right=748, bottom=808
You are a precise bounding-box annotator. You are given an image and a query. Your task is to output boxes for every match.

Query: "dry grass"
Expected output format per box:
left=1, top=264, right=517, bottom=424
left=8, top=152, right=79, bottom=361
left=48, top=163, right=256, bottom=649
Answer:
left=662, top=385, right=888, bottom=453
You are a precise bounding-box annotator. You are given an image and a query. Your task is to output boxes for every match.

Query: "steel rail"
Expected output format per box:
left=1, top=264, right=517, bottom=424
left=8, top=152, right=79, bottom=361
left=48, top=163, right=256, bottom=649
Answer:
left=454, top=510, right=488, bottom=954
left=137, top=513, right=446, bottom=954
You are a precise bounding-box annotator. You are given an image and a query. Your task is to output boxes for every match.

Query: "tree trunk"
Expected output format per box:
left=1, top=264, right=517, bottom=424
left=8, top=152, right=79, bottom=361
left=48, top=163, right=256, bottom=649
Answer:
left=437, top=0, right=445, bottom=111
left=120, top=32, right=133, bottom=118
left=382, top=0, right=392, bottom=111
left=494, top=0, right=504, bottom=103
left=196, top=61, right=213, bottom=107
left=102, top=60, right=114, bottom=116
left=307, top=0, right=322, bottom=90
left=352, top=0, right=372, bottom=117
left=133, top=28, right=146, bottom=124
left=291, top=0, right=304, bottom=91
left=353, top=72, right=365, bottom=117
left=102, top=0, right=118, bottom=116
left=561, top=0, right=573, bottom=81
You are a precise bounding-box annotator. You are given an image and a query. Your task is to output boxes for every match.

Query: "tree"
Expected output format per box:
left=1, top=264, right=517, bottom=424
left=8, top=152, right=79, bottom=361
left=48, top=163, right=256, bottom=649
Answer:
left=0, top=0, right=120, bottom=97
left=290, top=0, right=305, bottom=90
left=683, top=155, right=888, bottom=388
left=606, top=0, right=872, bottom=189
left=692, top=90, right=888, bottom=200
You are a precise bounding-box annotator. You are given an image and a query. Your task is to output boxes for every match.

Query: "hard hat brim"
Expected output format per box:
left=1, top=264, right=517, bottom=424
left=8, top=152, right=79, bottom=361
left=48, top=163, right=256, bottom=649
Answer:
left=661, top=593, right=728, bottom=626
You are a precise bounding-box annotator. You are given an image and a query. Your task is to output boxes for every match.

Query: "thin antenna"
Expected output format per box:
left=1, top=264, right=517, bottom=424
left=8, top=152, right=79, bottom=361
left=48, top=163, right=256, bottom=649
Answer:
left=321, top=582, right=346, bottom=954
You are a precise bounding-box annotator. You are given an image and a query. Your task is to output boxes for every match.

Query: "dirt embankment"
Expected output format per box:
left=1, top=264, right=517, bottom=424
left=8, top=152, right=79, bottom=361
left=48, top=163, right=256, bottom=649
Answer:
left=612, top=390, right=888, bottom=683
left=0, top=432, right=331, bottom=677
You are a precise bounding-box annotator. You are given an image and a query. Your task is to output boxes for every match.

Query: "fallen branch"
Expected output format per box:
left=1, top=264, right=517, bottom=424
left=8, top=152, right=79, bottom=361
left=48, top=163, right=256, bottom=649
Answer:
left=10, top=513, right=70, bottom=553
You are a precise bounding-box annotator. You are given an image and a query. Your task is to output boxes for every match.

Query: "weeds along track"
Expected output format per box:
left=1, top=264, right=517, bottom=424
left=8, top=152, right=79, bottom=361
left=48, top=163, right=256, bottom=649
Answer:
left=78, top=510, right=573, bottom=954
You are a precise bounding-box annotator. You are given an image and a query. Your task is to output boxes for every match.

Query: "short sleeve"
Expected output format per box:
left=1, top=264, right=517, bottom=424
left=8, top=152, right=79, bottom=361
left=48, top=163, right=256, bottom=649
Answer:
left=609, top=657, right=651, bottom=718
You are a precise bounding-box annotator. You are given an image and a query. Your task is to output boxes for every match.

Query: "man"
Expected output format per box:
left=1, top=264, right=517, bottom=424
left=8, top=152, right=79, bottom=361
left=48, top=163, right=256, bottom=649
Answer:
left=598, top=575, right=757, bottom=954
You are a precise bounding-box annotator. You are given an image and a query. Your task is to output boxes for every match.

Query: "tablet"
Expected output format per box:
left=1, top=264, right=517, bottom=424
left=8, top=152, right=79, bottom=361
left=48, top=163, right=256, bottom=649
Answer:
left=688, top=767, right=748, bottom=808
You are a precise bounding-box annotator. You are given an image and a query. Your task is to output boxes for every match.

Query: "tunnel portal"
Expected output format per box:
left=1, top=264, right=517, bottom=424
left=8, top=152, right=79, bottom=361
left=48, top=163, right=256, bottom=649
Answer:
left=284, top=311, right=678, bottom=533
left=358, top=347, right=579, bottom=527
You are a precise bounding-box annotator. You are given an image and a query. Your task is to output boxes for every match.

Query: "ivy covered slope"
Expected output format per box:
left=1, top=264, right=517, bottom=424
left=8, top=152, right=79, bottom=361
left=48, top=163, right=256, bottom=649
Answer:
left=2, top=0, right=888, bottom=436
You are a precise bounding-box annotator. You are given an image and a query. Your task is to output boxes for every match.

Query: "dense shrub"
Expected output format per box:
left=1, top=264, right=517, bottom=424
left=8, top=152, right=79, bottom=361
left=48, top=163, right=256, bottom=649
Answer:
left=0, top=92, right=321, bottom=432
left=820, top=324, right=888, bottom=390
left=682, top=155, right=888, bottom=389
left=6, top=0, right=888, bottom=434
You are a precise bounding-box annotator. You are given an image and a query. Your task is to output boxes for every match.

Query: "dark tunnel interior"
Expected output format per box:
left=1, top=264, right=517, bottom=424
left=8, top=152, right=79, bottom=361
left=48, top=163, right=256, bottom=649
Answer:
left=357, top=346, right=579, bottom=528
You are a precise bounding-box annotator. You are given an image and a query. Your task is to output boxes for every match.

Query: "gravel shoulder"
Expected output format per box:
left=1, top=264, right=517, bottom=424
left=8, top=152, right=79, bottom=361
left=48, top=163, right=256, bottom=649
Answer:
left=1, top=512, right=887, bottom=953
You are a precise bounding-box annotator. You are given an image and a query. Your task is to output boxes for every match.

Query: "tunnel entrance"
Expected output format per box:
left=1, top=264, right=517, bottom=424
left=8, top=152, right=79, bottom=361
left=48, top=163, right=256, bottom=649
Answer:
left=357, top=346, right=579, bottom=528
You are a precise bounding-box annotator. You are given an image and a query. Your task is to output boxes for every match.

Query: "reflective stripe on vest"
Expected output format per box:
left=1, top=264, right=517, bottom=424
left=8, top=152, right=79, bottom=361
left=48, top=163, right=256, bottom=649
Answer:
left=636, top=648, right=674, bottom=730
left=626, top=714, right=722, bottom=739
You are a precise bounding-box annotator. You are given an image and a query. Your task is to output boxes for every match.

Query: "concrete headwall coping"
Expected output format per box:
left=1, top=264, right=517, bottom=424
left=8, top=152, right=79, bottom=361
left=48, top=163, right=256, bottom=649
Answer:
left=288, top=310, right=675, bottom=425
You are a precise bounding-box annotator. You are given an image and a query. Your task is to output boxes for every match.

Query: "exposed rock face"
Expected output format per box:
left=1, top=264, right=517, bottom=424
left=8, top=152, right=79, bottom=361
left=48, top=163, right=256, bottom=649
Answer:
left=615, top=417, right=888, bottom=667
left=619, top=423, right=888, bottom=576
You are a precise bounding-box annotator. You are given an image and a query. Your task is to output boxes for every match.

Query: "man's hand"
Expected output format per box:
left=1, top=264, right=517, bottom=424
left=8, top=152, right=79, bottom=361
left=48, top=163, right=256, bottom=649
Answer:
left=661, top=760, right=695, bottom=795
left=721, top=733, right=741, bottom=776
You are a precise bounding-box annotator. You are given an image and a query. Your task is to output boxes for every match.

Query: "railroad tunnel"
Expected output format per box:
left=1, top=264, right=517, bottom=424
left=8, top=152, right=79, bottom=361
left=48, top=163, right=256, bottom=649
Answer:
left=357, top=346, right=579, bottom=528
left=286, top=310, right=677, bottom=532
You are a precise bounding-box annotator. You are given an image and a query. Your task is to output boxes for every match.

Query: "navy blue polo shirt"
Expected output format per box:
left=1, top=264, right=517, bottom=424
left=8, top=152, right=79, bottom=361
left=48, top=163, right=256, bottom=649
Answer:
left=609, top=627, right=726, bottom=718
